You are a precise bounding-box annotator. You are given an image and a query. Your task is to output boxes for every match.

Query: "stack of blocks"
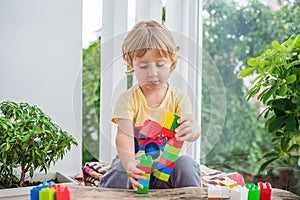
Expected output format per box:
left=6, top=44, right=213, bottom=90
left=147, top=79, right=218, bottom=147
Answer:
left=153, top=110, right=183, bottom=182
left=137, top=155, right=153, bottom=194
left=30, top=181, right=71, bottom=200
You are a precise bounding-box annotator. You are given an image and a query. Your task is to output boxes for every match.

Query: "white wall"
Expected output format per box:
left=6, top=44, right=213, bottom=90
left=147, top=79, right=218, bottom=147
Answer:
left=0, top=0, right=82, bottom=176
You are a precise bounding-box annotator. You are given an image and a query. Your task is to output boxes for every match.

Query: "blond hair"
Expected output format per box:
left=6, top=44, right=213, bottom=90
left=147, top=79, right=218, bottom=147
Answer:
left=122, top=20, right=179, bottom=71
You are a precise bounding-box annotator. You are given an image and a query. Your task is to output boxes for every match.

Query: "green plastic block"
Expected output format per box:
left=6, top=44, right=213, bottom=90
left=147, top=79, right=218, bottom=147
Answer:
left=170, top=115, right=180, bottom=131
left=246, top=183, right=260, bottom=200
left=161, top=150, right=178, bottom=162
left=137, top=186, right=149, bottom=194
left=140, top=155, right=153, bottom=167
left=39, top=188, right=56, bottom=200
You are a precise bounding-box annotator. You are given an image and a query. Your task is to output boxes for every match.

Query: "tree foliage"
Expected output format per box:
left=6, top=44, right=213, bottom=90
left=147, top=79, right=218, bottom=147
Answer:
left=0, top=101, right=77, bottom=187
left=82, top=37, right=101, bottom=164
left=201, top=0, right=300, bottom=179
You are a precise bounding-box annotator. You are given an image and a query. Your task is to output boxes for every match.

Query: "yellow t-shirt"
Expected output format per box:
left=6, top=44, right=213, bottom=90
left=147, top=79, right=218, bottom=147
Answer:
left=112, top=84, right=193, bottom=126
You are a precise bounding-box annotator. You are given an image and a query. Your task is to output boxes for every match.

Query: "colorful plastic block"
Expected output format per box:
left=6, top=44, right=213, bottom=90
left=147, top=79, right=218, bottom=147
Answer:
left=158, top=156, right=175, bottom=168
left=208, top=185, right=222, bottom=200
left=156, top=163, right=172, bottom=175
left=30, top=186, right=42, bottom=200
left=221, top=186, right=230, bottom=198
left=164, top=144, right=181, bottom=156
left=49, top=184, right=71, bottom=200
left=156, top=110, right=175, bottom=129
left=39, top=188, right=56, bottom=200
left=137, top=155, right=152, bottom=194
left=246, top=183, right=260, bottom=200
left=230, top=185, right=248, bottom=200
left=170, top=115, right=180, bottom=131
left=161, top=150, right=178, bottom=162
left=153, top=170, right=170, bottom=182
left=258, top=182, right=272, bottom=200
left=167, top=138, right=184, bottom=148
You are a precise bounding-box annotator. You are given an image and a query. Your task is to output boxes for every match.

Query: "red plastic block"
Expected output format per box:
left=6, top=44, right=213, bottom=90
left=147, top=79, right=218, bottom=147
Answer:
left=49, top=184, right=71, bottom=200
left=139, top=120, right=163, bottom=138
left=158, top=156, right=175, bottom=168
left=139, top=166, right=151, bottom=173
left=167, top=138, right=183, bottom=148
left=258, top=182, right=272, bottom=200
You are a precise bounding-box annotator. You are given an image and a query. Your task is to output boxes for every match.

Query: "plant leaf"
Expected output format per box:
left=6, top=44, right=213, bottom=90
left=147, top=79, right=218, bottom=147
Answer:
left=278, top=84, right=287, bottom=96
left=262, top=84, right=277, bottom=104
left=259, top=157, right=279, bottom=172
left=272, top=40, right=287, bottom=52
left=238, top=67, right=256, bottom=78
left=286, top=74, right=297, bottom=84
left=268, top=115, right=288, bottom=132
left=286, top=116, right=296, bottom=132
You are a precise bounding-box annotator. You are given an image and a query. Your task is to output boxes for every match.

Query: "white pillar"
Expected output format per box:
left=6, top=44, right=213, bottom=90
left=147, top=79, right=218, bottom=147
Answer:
left=100, top=0, right=128, bottom=162
left=136, top=0, right=163, bottom=23
left=166, top=0, right=202, bottom=163
left=131, top=0, right=163, bottom=85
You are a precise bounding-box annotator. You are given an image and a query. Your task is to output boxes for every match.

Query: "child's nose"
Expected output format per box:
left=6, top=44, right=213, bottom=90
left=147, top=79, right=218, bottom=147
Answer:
left=148, top=64, right=158, bottom=76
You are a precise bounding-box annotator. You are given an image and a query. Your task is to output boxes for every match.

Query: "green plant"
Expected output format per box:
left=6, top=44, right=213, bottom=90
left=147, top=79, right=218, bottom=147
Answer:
left=0, top=101, right=78, bottom=187
left=238, top=34, right=300, bottom=171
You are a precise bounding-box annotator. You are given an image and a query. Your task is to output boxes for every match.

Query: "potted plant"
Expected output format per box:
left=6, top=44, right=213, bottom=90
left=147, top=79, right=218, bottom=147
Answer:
left=238, top=34, right=300, bottom=171
left=0, top=101, right=78, bottom=188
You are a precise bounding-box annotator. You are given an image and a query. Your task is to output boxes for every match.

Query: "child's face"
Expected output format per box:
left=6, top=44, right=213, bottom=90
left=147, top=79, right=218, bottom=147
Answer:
left=132, top=49, right=173, bottom=89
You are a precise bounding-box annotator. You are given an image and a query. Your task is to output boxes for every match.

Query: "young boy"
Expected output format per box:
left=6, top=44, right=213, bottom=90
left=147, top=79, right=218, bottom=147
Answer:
left=99, top=20, right=201, bottom=190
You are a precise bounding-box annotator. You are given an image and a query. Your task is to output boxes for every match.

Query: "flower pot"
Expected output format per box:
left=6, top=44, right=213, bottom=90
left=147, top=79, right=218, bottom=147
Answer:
left=0, top=172, right=77, bottom=200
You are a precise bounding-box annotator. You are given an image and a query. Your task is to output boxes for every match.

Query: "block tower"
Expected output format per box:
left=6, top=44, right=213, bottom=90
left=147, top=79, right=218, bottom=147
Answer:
left=137, top=155, right=153, bottom=194
left=153, top=110, right=184, bottom=182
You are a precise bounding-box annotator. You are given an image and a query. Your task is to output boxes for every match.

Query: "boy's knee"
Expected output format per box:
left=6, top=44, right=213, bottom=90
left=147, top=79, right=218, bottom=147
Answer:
left=174, top=155, right=201, bottom=177
left=175, top=155, right=198, bottom=170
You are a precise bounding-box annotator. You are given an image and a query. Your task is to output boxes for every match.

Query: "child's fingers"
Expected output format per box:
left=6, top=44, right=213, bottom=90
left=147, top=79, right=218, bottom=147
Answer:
left=130, top=177, right=144, bottom=191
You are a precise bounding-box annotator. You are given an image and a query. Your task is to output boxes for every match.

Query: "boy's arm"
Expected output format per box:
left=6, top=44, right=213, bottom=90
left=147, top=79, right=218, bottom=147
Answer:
left=116, top=119, right=146, bottom=190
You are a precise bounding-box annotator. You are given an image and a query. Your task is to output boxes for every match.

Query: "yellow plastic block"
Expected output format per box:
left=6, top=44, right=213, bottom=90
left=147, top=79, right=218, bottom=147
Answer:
left=153, top=169, right=170, bottom=182
left=145, top=173, right=151, bottom=180
left=157, top=110, right=175, bottom=129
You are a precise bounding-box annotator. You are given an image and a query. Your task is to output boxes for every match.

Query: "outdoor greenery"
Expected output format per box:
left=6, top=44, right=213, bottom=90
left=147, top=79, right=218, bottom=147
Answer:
left=200, top=0, right=300, bottom=194
left=82, top=39, right=101, bottom=164
left=82, top=0, right=300, bottom=194
left=0, top=101, right=78, bottom=188
left=239, top=34, right=300, bottom=170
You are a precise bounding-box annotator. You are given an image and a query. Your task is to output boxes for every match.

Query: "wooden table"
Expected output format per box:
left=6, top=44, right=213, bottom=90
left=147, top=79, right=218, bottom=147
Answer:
left=69, top=185, right=300, bottom=200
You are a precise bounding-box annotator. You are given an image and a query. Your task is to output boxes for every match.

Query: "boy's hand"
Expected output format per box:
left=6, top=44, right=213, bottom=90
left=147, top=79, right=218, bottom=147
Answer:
left=174, top=114, right=200, bottom=142
left=126, top=160, right=147, bottom=191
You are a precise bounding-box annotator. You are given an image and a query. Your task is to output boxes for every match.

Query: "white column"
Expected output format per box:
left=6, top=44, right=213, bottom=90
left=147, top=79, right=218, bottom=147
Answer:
left=165, top=0, right=202, bottom=163
left=131, top=0, right=163, bottom=85
left=100, top=0, right=128, bottom=162
left=136, top=0, right=163, bottom=23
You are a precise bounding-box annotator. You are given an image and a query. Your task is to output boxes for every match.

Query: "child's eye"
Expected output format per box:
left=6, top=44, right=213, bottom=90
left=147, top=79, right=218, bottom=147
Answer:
left=156, top=62, right=166, bottom=67
left=138, top=65, right=148, bottom=69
